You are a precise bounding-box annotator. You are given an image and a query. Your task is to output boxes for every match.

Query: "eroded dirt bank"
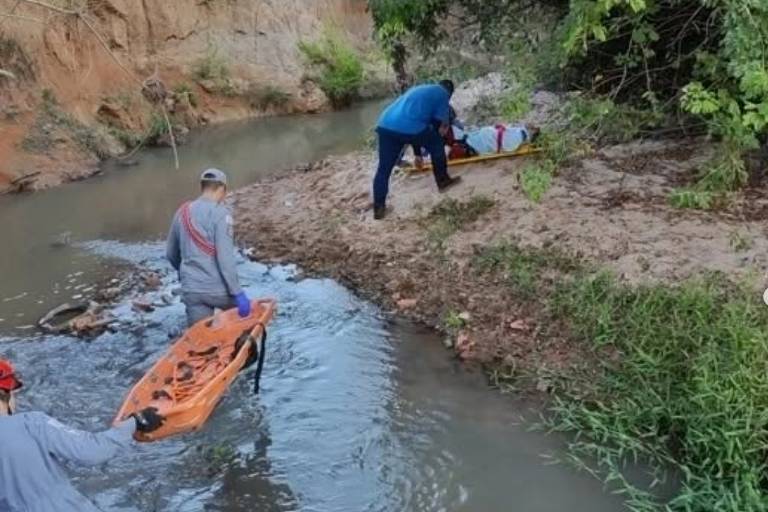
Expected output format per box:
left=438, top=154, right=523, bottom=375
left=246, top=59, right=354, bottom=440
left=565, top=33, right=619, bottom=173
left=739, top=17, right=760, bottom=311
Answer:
left=0, top=0, right=379, bottom=192
left=232, top=139, right=768, bottom=384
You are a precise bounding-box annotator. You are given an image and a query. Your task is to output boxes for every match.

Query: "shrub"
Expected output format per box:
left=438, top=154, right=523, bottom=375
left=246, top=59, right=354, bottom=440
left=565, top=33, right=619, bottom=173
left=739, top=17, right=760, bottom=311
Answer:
left=193, top=45, right=230, bottom=82
left=298, top=31, right=364, bottom=108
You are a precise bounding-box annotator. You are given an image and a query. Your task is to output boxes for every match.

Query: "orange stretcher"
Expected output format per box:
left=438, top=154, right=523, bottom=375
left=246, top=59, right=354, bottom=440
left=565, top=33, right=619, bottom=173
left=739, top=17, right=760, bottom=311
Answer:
left=400, top=143, right=542, bottom=173
left=114, top=298, right=276, bottom=442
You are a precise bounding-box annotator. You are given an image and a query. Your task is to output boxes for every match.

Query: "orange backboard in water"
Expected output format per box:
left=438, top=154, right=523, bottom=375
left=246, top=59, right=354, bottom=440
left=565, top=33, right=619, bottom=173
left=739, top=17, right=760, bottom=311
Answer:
left=114, top=298, right=276, bottom=442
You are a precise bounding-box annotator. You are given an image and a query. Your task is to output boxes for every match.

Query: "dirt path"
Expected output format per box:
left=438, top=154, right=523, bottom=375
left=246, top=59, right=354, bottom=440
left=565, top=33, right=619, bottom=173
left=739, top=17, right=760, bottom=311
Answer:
left=232, top=140, right=768, bottom=380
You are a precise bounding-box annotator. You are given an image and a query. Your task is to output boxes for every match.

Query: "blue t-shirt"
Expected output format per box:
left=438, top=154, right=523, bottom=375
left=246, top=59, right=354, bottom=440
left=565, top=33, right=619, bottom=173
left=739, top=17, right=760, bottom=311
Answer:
left=377, top=84, right=450, bottom=135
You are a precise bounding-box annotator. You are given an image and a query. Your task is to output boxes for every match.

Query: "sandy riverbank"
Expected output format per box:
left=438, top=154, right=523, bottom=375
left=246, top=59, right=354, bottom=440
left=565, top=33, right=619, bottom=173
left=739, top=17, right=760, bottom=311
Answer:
left=231, top=136, right=768, bottom=385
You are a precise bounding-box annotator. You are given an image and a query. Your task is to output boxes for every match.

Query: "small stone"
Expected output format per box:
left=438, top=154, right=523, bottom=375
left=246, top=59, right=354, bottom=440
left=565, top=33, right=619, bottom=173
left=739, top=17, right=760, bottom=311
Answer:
left=458, top=311, right=472, bottom=322
left=396, top=298, right=417, bottom=309
left=132, top=300, right=155, bottom=313
left=509, top=319, right=530, bottom=331
left=442, top=337, right=454, bottom=349
left=98, top=287, right=121, bottom=301
left=142, top=272, right=162, bottom=290
left=536, top=378, right=552, bottom=394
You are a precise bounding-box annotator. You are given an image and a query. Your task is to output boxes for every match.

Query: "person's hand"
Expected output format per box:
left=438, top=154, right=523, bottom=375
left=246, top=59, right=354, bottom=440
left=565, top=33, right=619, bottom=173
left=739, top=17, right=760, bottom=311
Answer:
left=234, top=291, right=251, bottom=318
left=414, top=156, right=424, bottom=170
left=132, top=407, right=165, bottom=434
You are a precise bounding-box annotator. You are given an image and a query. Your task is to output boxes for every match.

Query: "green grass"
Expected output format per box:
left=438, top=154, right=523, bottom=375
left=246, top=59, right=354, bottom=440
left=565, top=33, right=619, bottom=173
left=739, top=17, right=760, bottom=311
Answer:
left=668, top=189, right=716, bottom=210
left=425, top=196, right=495, bottom=251
left=475, top=237, right=768, bottom=511
left=443, top=310, right=466, bottom=331
left=548, top=271, right=768, bottom=511
left=474, top=242, right=580, bottom=299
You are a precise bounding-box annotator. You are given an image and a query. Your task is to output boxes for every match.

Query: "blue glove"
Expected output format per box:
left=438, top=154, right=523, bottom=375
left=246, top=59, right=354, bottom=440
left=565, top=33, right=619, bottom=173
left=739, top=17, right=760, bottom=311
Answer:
left=234, top=292, right=251, bottom=318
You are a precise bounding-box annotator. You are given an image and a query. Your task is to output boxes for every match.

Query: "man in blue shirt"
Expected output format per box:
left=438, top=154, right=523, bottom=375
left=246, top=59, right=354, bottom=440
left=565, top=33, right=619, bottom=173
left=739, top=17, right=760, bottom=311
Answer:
left=373, top=79, right=462, bottom=219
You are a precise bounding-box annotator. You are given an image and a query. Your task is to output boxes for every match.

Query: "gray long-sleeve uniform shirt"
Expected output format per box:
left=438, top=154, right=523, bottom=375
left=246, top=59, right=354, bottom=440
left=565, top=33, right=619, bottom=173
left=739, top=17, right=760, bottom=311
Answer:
left=166, top=197, right=242, bottom=297
left=0, top=412, right=135, bottom=512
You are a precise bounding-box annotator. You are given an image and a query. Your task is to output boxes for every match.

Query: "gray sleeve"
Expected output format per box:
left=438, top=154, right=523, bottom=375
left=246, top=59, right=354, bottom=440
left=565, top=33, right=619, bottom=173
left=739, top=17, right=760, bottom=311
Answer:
left=30, top=413, right=135, bottom=466
left=214, top=210, right=242, bottom=296
left=166, top=211, right=181, bottom=271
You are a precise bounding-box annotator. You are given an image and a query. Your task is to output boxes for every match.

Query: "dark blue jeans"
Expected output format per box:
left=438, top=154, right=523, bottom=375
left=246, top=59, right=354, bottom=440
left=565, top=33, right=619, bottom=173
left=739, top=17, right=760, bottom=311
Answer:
left=374, top=126, right=449, bottom=208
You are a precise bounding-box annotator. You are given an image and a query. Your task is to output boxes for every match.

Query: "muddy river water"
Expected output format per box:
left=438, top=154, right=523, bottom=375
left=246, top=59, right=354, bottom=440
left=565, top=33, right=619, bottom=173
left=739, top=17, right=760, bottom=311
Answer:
left=0, top=103, right=626, bottom=511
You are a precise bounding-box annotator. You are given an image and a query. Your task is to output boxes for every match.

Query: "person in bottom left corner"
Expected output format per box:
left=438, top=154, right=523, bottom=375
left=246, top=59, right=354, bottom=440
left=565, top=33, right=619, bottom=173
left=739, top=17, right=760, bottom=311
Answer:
left=0, top=358, right=165, bottom=512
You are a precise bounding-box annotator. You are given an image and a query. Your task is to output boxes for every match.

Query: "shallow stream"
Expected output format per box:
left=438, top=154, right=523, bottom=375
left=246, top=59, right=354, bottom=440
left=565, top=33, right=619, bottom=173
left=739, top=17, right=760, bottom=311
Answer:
left=0, top=104, right=626, bottom=511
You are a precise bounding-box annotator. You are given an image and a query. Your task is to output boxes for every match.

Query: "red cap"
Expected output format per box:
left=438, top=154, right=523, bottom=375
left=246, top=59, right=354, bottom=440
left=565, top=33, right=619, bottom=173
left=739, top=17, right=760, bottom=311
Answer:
left=0, top=359, right=22, bottom=391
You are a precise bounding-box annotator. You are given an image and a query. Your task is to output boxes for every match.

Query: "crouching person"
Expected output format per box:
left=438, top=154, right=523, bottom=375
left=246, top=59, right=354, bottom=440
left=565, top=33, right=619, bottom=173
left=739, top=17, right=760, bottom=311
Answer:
left=0, top=358, right=164, bottom=512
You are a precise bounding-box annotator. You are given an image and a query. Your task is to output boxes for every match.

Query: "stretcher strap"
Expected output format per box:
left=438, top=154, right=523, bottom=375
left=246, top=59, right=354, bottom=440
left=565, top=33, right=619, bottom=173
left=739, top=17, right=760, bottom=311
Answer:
left=180, top=202, right=216, bottom=256
left=495, top=124, right=507, bottom=153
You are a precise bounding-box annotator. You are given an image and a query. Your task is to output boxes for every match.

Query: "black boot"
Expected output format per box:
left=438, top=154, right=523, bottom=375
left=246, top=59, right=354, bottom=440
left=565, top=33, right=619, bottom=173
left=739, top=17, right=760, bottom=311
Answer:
left=373, top=205, right=387, bottom=220
left=437, top=175, right=462, bottom=192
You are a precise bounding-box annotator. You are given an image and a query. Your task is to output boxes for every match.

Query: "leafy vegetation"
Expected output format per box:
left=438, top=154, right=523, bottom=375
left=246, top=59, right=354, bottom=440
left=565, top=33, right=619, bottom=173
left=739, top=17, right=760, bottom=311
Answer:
left=369, top=0, right=768, bottom=205
left=520, top=161, right=554, bottom=203
left=550, top=271, right=768, bottom=512
left=298, top=30, right=364, bottom=107
left=366, top=2, right=768, bottom=509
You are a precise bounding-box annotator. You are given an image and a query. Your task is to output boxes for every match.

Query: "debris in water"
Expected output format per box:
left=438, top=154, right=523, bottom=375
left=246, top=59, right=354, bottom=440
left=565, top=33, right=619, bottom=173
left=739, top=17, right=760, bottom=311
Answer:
left=132, top=298, right=155, bottom=313
left=15, top=325, right=35, bottom=330
left=50, top=232, right=72, bottom=248
left=3, top=292, right=28, bottom=302
left=38, top=302, right=113, bottom=337
left=141, top=272, right=162, bottom=290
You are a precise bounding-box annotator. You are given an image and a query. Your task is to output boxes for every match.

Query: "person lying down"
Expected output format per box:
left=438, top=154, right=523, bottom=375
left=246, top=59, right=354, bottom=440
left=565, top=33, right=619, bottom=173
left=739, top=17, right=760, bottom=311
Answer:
left=411, top=123, right=541, bottom=166
left=449, top=123, right=540, bottom=158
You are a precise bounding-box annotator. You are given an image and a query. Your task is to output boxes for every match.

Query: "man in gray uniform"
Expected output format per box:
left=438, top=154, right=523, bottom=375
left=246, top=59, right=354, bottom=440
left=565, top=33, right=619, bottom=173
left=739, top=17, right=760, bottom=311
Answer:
left=166, top=168, right=251, bottom=326
left=0, top=358, right=165, bottom=512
